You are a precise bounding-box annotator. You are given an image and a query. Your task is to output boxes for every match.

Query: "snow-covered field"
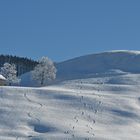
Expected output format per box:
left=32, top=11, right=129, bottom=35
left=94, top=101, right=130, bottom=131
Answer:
left=0, top=72, right=140, bottom=140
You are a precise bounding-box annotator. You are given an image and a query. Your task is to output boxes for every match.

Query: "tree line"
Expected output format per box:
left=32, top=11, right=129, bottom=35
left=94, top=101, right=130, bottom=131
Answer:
left=0, top=55, right=56, bottom=86
left=0, top=55, right=38, bottom=76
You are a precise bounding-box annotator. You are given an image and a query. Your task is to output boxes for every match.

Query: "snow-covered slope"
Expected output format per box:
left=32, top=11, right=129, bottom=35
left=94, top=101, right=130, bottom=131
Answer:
left=1, top=73, right=140, bottom=139
left=2, top=50, right=140, bottom=139
left=20, top=50, right=140, bottom=86
left=56, top=50, right=140, bottom=80
left=20, top=72, right=38, bottom=87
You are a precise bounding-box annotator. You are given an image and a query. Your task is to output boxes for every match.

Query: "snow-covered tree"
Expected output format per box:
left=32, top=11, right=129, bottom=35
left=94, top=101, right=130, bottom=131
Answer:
left=32, top=57, right=57, bottom=86
left=0, top=63, right=20, bottom=85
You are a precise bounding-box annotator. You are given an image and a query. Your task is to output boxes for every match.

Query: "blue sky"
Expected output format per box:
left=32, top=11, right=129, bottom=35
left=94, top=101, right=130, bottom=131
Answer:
left=0, top=0, right=140, bottom=61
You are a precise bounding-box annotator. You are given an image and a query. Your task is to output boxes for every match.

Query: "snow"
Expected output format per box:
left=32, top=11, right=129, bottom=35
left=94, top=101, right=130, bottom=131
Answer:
left=56, top=50, right=140, bottom=80
left=20, top=50, right=140, bottom=86
left=0, top=63, right=20, bottom=85
left=107, top=50, right=140, bottom=55
left=0, top=72, right=140, bottom=139
left=20, top=72, right=38, bottom=87
left=32, top=57, right=56, bottom=86
left=0, top=74, right=6, bottom=80
left=1, top=50, right=140, bottom=139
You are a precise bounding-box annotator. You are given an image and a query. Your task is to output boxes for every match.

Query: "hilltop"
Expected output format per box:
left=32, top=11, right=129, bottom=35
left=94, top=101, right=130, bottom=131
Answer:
left=56, top=50, right=140, bottom=80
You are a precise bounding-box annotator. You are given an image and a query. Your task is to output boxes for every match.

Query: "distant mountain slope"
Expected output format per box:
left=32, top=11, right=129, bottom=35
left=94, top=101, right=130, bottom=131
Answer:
left=20, top=50, right=140, bottom=86
left=56, top=50, right=140, bottom=80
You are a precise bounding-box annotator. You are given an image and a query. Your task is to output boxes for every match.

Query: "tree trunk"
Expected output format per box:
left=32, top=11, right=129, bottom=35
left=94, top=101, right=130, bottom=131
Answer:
left=41, top=71, right=45, bottom=86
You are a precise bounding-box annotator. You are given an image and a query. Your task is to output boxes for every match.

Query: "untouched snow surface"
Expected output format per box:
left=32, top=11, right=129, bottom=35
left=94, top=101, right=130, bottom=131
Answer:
left=1, top=73, right=140, bottom=139
left=56, top=50, right=140, bottom=80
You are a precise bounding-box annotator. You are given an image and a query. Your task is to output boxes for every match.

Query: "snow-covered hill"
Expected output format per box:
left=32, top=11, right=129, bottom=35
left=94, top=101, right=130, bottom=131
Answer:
left=20, top=50, right=140, bottom=86
left=1, top=50, right=140, bottom=139
left=56, top=50, right=140, bottom=80
left=1, top=73, right=140, bottom=139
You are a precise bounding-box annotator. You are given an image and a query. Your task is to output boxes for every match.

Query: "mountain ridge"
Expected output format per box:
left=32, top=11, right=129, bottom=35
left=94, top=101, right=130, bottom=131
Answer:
left=56, top=50, right=140, bottom=80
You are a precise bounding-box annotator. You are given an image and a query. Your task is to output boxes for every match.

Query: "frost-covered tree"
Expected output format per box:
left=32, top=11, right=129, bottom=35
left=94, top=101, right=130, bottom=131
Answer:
left=32, top=57, right=57, bottom=86
left=0, top=63, right=20, bottom=85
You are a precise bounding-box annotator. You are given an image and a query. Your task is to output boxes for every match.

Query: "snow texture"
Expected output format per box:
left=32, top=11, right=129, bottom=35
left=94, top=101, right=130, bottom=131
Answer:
left=56, top=50, right=140, bottom=80
left=1, top=73, right=140, bottom=139
left=0, top=50, right=140, bottom=139
left=0, top=74, right=6, bottom=80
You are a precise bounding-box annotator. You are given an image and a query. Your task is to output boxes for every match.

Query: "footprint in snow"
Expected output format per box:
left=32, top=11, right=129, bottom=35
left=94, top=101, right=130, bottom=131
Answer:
left=93, top=119, right=95, bottom=124
left=24, top=93, right=43, bottom=108
left=94, top=109, right=98, bottom=114
left=72, top=134, right=75, bottom=138
left=27, top=112, right=32, bottom=118
left=28, top=135, right=33, bottom=138
left=27, top=112, right=40, bottom=124
left=81, top=111, right=84, bottom=115
left=64, top=131, right=69, bottom=134
left=84, top=103, right=87, bottom=107
left=99, top=101, right=101, bottom=104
